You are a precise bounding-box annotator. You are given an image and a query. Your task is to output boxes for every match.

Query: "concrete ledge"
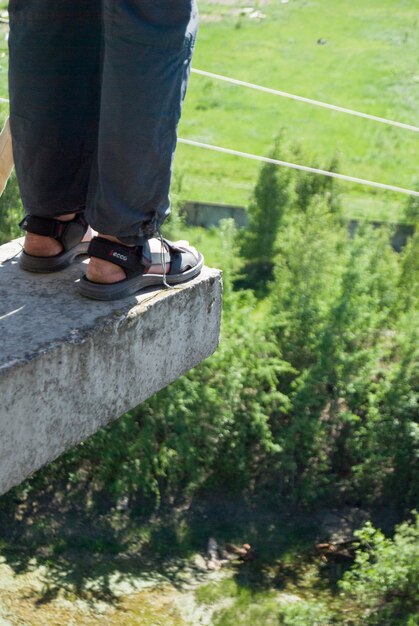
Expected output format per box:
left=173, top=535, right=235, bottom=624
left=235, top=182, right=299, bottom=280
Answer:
left=0, top=238, right=222, bottom=495
left=183, top=201, right=415, bottom=252
left=184, top=201, right=248, bottom=229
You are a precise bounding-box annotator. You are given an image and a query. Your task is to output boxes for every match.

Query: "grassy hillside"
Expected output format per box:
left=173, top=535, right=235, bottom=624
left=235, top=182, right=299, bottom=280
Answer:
left=176, top=0, right=419, bottom=221
left=0, top=0, right=417, bottom=222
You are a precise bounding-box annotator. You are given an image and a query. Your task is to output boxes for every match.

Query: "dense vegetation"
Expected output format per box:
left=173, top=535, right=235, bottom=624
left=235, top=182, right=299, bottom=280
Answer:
left=10, top=135, right=415, bottom=513
left=0, top=1, right=418, bottom=623
left=195, top=513, right=419, bottom=626
left=1, top=133, right=418, bottom=623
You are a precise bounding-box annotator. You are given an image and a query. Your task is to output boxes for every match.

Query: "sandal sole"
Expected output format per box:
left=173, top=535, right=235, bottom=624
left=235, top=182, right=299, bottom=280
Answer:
left=77, top=253, right=205, bottom=301
left=19, top=242, right=90, bottom=273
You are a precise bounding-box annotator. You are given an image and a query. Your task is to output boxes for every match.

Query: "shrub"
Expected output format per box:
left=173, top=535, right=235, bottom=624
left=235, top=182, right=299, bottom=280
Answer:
left=340, top=513, right=419, bottom=626
left=239, top=131, right=340, bottom=291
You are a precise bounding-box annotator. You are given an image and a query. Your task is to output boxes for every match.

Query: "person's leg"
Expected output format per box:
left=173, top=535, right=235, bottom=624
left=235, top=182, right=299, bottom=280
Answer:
left=8, top=0, right=101, bottom=257
left=85, top=0, right=198, bottom=246
left=85, top=0, right=199, bottom=286
left=9, top=0, right=200, bottom=285
left=8, top=0, right=102, bottom=215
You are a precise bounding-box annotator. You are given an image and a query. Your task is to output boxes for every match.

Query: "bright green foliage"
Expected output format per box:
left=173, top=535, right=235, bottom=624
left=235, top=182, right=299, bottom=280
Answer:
left=261, top=163, right=417, bottom=505
left=0, top=4, right=418, bottom=619
left=59, top=288, right=290, bottom=503
left=197, top=578, right=334, bottom=626
left=160, top=170, right=187, bottom=240
left=215, top=595, right=334, bottom=626
left=278, top=600, right=334, bottom=626
left=5, top=136, right=416, bottom=512
left=0, top=134, right=418, bottom=626
left=0, top=172, right=23, bottom=244
left=194, top=517, right=419, bottom=626
left=31, top=219, right=291, bottom=506
left=293, top=149, right=340, bottom=216
left=397, top=226, right=419, bottom=315
left=240, top=134, right=294, bottom=269
left=340, top=513, right=419, bottom=626
left=239, top=134, right=340, bottom=290
left=270, top=197, right=347, bottom=370
left=404, top=181, right=419, bottom=225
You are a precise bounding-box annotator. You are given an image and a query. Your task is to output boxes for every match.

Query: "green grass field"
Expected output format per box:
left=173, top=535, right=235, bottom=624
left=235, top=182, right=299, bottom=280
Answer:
left=176, top=0, right=419, bottom=221
left=0, top=1, right=417, bottom=222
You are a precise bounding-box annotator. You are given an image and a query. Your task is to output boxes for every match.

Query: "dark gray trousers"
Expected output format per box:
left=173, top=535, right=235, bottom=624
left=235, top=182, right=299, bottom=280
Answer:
left=8, top=0, right=198, bottom=244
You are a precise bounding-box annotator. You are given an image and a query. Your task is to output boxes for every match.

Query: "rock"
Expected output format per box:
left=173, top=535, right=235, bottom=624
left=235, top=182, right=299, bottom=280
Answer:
left=207, top=537, right=219, bottom=561
left=192, top=554, right=207, bottom=572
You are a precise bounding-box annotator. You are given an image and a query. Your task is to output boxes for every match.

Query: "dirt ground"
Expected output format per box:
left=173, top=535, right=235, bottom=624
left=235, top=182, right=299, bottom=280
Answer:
left=0, top=556, right=232, bottom=626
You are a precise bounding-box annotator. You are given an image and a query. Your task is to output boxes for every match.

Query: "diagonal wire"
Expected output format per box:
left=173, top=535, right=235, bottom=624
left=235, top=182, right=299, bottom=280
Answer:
left=1, top=88, right=417, bottom=196
left=178, top=137, right=419, bottom=197
left=191, top=68, right=419, bottom=134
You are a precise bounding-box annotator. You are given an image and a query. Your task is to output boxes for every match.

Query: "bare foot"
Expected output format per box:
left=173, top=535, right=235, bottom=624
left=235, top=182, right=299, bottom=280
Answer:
left=86, top=235, right=198, bottom=284
left=24, top=213, right=94, bottom=257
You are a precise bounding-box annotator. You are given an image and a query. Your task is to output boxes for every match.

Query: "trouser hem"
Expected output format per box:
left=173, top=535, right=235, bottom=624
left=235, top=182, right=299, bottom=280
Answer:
left=87, top=212, right=168, bottom=246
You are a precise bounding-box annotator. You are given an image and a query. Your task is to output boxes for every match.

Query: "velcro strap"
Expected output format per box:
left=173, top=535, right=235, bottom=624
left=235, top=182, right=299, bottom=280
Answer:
left=19, top=215, right=65, bottom=239
left=148, top=241, right=172, bottom=266
left=60, top=214, right=88, bottom=251
left=87, top=237, right=148, bottom=271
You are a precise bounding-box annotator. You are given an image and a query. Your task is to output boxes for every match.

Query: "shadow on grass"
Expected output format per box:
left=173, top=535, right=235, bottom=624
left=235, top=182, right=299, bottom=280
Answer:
left=0, top=480, right=320, bottom=608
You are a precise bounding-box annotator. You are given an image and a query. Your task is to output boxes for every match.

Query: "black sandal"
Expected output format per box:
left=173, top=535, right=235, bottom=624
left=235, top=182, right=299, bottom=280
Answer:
left=78, top=236, right=204, bottom=301
left=19, top=213, right=90, bottom=273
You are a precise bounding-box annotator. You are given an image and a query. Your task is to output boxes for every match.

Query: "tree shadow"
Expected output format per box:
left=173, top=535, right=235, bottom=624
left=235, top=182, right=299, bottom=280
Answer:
left=0, top=483, right=322, bottom=609
left=2, top=477, right=400, bottom=612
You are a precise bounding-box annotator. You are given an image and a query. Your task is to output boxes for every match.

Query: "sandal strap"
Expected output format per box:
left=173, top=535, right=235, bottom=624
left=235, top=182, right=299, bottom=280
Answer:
left=20, top=215, right=67, bottom=239
left=19, top=213, right=88, bottom=252
left=86, top=236, right=196, bottom=276
left=162, top=238, right=199, bottom=275
left=87, top=237, right=151, bottom=274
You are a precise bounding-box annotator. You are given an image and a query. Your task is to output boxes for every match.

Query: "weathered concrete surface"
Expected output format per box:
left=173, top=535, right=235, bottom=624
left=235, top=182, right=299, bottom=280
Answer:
left=0, top=238, right=222, bottom=495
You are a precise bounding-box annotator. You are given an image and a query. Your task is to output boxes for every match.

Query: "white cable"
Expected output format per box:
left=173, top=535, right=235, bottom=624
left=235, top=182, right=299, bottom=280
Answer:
left=178, top=137, right=419, bottom=198
left=191, top=68, right=419, bottom=134
left=1, top=70, right=418, bottom=134
left=1, top=92, right=416, bottom=196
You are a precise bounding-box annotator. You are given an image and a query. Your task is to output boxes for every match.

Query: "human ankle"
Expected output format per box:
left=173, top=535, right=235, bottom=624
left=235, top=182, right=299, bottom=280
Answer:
left=56, top=212, right=76, bottom=222
left=23, top=213, right=90, bottom=257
